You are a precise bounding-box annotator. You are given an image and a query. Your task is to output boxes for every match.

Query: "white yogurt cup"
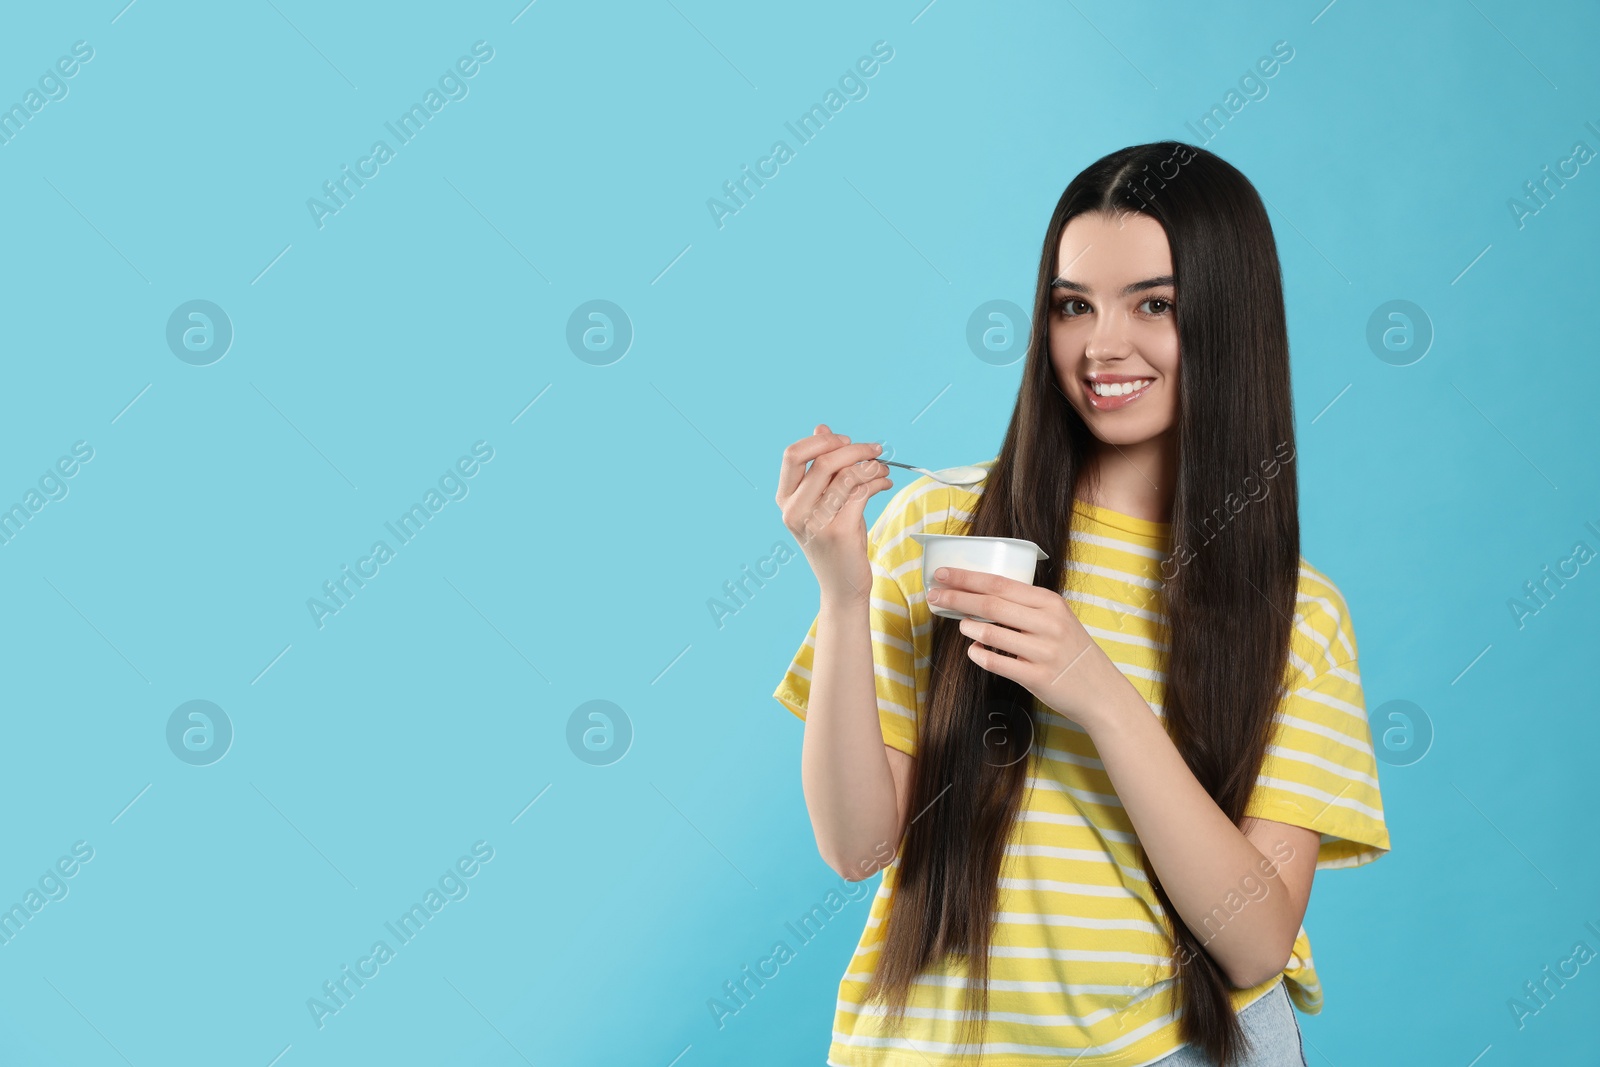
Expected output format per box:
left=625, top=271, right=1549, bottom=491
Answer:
left=909, top=533, right=1049, bottom=622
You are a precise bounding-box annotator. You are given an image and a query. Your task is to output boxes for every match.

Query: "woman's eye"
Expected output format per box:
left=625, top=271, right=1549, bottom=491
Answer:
left=1055, top=297, right=1171, bottom=319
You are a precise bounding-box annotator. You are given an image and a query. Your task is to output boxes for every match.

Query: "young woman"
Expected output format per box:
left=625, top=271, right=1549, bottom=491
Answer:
left=771, top=142, right=1389, bottom=1067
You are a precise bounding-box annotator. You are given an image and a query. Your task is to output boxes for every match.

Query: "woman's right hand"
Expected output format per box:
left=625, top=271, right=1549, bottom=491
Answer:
left=776, top=424, right=894, bottom=605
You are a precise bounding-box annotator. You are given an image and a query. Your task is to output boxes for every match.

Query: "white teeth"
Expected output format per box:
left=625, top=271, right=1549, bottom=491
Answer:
left=1091, top=379, right=1152, bottom=397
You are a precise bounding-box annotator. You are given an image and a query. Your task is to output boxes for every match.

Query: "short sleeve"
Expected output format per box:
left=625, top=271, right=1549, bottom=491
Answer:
left=1243, top=582, right=1390, bottom=869
left=771, top=482, right=937, bottom=757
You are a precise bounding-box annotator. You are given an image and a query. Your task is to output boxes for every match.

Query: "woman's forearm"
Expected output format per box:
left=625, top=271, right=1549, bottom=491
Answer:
left=799, top=592, right=903, bottom=880
left=1080, top=680, right=1305, bottom=987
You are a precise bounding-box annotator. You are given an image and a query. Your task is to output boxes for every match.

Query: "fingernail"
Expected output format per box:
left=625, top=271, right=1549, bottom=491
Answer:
left=935, top=568, right=949, bottom=580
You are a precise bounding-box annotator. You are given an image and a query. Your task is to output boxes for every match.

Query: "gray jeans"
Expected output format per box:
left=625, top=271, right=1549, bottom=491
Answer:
left=1145, top=980, right=1308, bottom=1066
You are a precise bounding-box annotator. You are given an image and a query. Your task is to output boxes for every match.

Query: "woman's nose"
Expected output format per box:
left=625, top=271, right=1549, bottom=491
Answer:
left=1084, top=320, right=1134, bottom=361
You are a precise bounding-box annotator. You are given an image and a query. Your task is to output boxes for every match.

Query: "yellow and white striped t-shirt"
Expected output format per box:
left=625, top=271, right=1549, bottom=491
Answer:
left=772, top=459, right=1390, bottom=1067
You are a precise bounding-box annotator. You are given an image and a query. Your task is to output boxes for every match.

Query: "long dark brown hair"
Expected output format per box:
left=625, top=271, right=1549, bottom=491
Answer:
left=860, top=141, right=1300, bottom=1067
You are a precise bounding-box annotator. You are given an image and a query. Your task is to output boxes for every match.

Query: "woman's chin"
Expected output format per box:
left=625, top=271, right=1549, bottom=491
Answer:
left=1086, top=423, right=1171, bottom=448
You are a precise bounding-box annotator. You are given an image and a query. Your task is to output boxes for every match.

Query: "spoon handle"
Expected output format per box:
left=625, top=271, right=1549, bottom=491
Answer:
left=879, top=460, right=922, bottom=472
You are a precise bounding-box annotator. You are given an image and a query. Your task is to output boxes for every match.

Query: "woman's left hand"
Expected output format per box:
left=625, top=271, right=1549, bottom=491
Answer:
left=926, top=566, right=1130, bottom=730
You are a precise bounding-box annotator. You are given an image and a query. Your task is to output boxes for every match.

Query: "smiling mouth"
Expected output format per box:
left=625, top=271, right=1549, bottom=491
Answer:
left=1084, top=378, right=1154, bottom=410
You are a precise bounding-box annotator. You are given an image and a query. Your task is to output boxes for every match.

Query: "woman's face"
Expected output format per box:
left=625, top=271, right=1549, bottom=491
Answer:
left=1048, top=210, right=1180, bottom=448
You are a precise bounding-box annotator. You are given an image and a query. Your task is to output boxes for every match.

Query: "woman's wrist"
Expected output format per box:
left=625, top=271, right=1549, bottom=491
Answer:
left=819, top=585, right=872, bottom=614
left=1070, top=673, right=1150, bottom=740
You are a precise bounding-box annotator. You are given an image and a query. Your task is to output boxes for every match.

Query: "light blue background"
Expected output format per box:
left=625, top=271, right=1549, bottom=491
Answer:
left=1, top=2, right=1596, bottom=1065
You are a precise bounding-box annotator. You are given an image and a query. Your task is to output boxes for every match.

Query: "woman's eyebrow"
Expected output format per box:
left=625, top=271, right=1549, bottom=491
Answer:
left=1051, top=274, right=1175, bottom=295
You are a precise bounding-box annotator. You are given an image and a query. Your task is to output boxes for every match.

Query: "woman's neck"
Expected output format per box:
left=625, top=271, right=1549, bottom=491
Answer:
left=1077, top=433, right=1178, bottom=524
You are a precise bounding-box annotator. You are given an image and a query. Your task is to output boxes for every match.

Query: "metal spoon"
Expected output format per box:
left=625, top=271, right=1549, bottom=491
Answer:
left=879, top=460, right=987, bottom=487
